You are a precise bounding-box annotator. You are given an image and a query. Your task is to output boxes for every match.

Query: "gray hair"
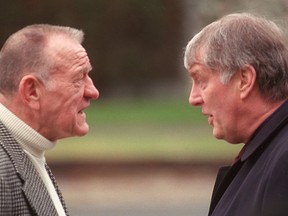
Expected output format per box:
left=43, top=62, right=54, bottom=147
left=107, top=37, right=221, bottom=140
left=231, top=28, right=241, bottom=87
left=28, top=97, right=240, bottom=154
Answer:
left=184, top=13, right=288, bottom=102
left=0, top=24, right=84, bottom=94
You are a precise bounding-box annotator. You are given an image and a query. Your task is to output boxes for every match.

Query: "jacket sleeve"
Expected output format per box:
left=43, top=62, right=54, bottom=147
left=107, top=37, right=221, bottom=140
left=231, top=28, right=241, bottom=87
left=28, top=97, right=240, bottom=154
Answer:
left=262, top=151, right=288, bottom=216
left=0, top=177, right=13, bottom=215
left=0, top=147, right=33, bottom=215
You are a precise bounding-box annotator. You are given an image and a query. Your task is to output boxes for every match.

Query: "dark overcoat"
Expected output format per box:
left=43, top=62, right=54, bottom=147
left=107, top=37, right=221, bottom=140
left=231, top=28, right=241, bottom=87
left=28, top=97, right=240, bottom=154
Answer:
left=209, top=100, right=288, bottom=216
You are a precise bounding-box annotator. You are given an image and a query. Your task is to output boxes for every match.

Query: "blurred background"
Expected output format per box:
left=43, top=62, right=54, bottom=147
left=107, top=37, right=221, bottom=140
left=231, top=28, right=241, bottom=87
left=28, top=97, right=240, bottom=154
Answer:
left=2, top=0, right=288, bottom=215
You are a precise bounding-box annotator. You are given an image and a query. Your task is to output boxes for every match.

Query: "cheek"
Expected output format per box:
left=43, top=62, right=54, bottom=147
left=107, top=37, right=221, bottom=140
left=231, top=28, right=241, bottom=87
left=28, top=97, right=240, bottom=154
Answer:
left=45, top=96, right=79, bottom=120
left=217, top=100, right=239, bottom=130
left=58, top=87, right=83, bottom=104
left=209, top=92, right=236, bottom=122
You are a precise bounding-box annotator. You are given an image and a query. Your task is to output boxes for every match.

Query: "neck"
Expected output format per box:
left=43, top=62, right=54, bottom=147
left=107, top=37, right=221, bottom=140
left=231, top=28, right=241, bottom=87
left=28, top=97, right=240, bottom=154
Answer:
left=243, top=99, right=285, bottom=144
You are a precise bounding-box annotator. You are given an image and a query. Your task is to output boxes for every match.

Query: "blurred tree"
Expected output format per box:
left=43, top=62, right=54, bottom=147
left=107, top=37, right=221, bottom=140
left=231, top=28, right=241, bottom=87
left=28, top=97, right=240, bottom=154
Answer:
left=2, top=0, right=288, bottom=98
left=184, top=0, right=288, bottom=37
left=80, top=0, right=184, bottom=97
left=0, top=0, right=184, bottom=97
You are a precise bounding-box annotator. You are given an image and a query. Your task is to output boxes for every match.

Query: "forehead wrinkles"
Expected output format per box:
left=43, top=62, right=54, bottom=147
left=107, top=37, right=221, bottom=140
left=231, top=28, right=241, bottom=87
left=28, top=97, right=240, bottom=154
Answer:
left=69, top=49, right=92, bottom=72
left=47, top=35, right=91, bottom=72
left=54, top=47, right=92, bottom=73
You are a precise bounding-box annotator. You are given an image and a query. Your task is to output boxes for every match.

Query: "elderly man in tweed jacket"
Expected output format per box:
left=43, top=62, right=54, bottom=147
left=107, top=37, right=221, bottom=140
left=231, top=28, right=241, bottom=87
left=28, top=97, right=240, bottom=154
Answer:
left=0, top=24, right=99, bottom=215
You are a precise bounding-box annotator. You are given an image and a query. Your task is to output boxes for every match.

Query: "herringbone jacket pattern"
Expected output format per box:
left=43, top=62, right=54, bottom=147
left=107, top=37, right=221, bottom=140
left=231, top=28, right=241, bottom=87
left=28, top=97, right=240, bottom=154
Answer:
left=0, top=121, right=69, bottom=216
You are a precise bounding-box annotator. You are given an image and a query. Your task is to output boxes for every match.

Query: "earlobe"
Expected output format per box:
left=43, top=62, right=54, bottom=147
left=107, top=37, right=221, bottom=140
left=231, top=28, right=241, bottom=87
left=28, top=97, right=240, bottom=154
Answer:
left=18, top=75, right=41, bottom=110
left=239, top=65, right=257, bottom=99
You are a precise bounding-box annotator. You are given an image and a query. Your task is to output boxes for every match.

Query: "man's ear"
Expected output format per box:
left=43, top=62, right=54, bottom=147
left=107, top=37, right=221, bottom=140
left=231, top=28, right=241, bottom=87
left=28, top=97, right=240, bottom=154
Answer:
left=18, top=75, right=42, bottom=110
left=239, top=65, right=257, bottom=99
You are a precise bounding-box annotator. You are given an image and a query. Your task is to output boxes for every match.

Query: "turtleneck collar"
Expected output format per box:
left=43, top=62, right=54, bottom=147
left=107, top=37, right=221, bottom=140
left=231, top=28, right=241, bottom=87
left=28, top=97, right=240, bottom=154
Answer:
left=0, top=103, right=56, bottom=159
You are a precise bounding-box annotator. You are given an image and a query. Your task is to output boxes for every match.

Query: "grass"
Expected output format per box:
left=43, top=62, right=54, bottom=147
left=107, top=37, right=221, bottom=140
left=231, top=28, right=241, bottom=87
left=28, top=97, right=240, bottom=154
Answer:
left=46, top=98, right=243, bottom=163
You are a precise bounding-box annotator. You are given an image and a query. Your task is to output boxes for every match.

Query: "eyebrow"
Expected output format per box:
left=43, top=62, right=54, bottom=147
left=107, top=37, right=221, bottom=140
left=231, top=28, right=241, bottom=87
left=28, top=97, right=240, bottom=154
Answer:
left=189, top=69, right=201, bottom=77
left=86, top=64, right=93, bottom=73
left=80, top=63, right=92, bottom=74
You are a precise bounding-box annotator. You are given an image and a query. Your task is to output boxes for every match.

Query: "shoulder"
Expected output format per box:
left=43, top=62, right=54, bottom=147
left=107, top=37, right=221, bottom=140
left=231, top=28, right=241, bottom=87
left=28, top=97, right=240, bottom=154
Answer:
left=0, top=141, right=18, bottom=178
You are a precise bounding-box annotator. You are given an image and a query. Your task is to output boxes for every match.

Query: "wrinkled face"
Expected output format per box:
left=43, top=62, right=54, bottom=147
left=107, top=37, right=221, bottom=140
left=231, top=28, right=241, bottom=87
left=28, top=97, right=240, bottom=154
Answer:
left=188, top=63, right=242, bottom=143
left=38, top=37, right=99, bottom=141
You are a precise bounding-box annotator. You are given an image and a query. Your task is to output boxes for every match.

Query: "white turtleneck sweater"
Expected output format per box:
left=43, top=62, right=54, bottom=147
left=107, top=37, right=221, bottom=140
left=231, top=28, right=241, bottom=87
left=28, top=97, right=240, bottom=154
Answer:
left=0, top=103, right=66, bottom=216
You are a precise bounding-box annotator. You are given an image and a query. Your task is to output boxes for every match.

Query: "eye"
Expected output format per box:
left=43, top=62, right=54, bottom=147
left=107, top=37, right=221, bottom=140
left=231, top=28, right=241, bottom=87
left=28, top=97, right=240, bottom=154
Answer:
left=194, top=77, right=207, bottom=89
left=75, top=73, right=87, bottom=82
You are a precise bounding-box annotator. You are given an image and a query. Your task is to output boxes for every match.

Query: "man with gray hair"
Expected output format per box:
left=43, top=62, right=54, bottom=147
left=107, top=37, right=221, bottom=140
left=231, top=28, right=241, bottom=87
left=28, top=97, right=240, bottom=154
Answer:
left=0, top=24, right=99, bottom=215
left=184, top=13, right=288, bottom=216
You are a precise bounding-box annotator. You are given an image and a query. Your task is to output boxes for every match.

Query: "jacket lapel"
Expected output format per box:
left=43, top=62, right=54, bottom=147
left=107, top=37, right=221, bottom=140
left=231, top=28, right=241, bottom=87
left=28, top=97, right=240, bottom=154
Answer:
left=208, top=161, right=243, bottom=216
left=45, top=163, right=69, bottom=215
left=0, top=122, right=58, bottom=216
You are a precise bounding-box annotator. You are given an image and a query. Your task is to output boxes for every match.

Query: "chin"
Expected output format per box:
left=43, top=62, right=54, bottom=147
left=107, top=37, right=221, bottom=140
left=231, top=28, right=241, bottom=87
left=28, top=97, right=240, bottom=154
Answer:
left=77, top=129, right=89, bottom=136
left=213, top=133, right=227, bottom=142
left=75, top=124, right=89, bottom=136
left=212, top=129, right=223, bottom=139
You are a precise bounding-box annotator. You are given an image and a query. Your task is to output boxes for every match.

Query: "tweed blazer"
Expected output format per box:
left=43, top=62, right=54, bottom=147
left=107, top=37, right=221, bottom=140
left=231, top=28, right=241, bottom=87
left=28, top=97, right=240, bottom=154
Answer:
left=0, top=121, right=69, bottom=216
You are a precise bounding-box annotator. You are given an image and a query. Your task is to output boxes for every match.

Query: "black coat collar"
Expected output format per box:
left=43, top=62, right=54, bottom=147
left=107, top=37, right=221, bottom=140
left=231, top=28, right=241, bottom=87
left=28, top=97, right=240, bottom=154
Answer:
left=242, top=99, right=288, bottom=161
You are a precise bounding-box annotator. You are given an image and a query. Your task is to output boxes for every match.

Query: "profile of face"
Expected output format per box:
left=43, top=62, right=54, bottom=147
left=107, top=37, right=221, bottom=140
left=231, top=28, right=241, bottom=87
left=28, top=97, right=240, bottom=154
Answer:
left=39, top=36, right=99, bottom=141
left=188, top=63, right=242, bottom=143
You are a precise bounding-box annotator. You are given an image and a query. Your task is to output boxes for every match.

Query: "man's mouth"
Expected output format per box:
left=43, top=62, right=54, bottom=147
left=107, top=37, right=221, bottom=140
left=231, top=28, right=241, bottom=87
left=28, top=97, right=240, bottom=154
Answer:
left=208, top=115, right=213, bottom=125
left=78, top=110, right=85, bottom=116
left=78, top=104, right=90, bottom=115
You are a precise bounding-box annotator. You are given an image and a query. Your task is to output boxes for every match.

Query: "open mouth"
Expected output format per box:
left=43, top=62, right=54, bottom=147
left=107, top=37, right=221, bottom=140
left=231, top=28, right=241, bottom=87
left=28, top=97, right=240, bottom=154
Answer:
left=78, top=110, right=84, bottom=115
left=208, top=115, right=213, bottom=125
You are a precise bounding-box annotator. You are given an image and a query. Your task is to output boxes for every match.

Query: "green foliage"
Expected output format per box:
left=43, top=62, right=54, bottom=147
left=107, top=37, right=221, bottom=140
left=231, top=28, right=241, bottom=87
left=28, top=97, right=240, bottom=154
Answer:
left=86, top=99, right=205, bottom=124
left=47, top=99, right=242, bottom=162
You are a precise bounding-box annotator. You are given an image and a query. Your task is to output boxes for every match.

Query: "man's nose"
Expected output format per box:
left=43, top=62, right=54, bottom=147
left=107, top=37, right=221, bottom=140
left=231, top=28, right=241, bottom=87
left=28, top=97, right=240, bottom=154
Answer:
left=189, top=86, right=203, bottom=106
left=85, top=77, right=100, bottom=100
